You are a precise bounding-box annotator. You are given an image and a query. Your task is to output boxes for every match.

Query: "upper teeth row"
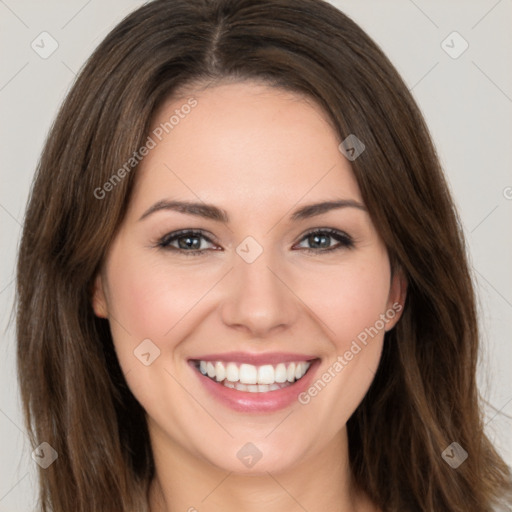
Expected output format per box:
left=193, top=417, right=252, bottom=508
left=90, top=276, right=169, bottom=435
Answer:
left=198, top=361, right=311, bottom=385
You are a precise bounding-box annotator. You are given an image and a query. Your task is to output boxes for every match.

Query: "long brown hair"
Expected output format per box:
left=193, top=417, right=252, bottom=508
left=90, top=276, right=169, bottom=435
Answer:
left=16, top=0, right=512, bottom=510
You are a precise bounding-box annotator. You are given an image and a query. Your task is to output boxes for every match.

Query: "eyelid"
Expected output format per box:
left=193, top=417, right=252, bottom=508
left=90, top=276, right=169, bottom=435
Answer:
left=293, top=227, right=354, bottom=251
left=155, top=227, right=354, bottom=255
left=156, top=229, right=218, bottom=249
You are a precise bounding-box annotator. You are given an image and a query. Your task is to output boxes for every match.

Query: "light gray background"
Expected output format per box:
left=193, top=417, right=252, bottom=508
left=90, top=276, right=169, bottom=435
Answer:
left=1, top=1, right=511, bottom=510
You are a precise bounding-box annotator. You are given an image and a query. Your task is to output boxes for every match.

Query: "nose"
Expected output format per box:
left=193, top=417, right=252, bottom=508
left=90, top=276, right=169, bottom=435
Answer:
left=219, top=247, right=300, bottom=338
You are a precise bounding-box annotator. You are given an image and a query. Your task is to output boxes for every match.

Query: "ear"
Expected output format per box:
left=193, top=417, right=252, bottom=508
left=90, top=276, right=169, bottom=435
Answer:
left=384, top=267, right=407, bottom=332
left=91, top=273, right=109, bottom=318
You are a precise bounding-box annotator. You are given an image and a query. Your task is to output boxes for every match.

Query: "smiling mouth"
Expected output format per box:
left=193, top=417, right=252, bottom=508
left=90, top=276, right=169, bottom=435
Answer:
left=191, top=359, right=314, bottom=393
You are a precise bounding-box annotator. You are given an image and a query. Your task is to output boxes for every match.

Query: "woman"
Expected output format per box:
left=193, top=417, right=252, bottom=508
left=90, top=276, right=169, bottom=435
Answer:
left=16, top=0, right=512, bottom=511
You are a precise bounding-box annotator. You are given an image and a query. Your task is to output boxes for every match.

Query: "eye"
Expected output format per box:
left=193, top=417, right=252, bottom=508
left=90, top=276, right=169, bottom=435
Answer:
left=294, top=228, right=354, bottom=253
left=156, top=229, right=218, bottom=256
left=155, top=228, right=354, bottom=257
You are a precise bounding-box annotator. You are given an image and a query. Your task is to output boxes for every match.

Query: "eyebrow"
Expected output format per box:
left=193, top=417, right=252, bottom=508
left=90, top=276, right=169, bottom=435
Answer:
left=138, top=198, right=366, bottom=223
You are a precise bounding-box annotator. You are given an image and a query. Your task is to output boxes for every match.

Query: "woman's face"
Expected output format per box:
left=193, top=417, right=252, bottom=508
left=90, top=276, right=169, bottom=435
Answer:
left=92, top=81, right=405, bottom=474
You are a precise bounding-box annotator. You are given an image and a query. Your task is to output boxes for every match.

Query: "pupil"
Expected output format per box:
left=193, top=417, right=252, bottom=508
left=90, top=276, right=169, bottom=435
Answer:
left=179, top=235, right=200, bottom=250
left=310, top=234, right=329, bottom=248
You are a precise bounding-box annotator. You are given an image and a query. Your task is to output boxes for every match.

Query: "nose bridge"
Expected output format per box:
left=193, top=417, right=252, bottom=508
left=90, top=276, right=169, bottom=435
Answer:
left=220, top=238, right=298, bottom=336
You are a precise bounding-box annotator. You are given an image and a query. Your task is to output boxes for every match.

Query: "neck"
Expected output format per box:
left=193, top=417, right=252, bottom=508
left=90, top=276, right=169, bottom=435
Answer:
left=147, top=423, right=377, bottom=512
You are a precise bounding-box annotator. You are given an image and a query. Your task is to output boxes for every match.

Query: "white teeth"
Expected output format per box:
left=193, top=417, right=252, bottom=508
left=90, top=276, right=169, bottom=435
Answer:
left=275, top=363, right=287, bottom=383
left=257, top=365, right=275, bottom=384
left=215, top=361, right=226, bottom=382
left=219, top=381, right=291, bottom=392
left=239, top=363, right=258, bottom=384
left=226, top=362, right=239, bottom=382
left=287, top=362, right=296, bottom=382
left=196, top=360, right=312, bottom=388
left=295, top=362, right=305, bottom=380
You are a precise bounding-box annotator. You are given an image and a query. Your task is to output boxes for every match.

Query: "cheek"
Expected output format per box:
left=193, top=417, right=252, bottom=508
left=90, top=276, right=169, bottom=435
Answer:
left=106, top=241, right=392, bottom=358
left=297, top=256, right=392, bottom=350
left=102, top=246, right=222, bottom=420
left=103, top=245, right=219, bottom=368
left=294, top=260, right=391, bottom=438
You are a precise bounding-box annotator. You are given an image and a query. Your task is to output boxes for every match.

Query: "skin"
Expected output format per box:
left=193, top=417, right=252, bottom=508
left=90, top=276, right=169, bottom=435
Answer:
left=92, top=80, right=406, bottom=512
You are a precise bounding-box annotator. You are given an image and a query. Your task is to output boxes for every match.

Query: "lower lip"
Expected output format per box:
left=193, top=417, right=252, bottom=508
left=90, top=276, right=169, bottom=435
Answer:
left=189, top=359, right=320, bottom=413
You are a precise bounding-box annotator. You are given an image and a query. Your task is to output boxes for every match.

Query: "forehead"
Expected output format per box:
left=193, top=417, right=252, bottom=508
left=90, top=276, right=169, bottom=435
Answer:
left=130, top=81, right=362, bottom=216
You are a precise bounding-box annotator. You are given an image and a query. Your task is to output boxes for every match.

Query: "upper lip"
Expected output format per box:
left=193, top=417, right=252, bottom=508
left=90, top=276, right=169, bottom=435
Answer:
left=189, top=351, right=318, bottom=365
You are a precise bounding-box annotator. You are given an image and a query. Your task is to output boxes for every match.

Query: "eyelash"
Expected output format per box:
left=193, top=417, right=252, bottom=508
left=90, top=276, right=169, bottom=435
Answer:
left=155, top=228, right=354, bottom=256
